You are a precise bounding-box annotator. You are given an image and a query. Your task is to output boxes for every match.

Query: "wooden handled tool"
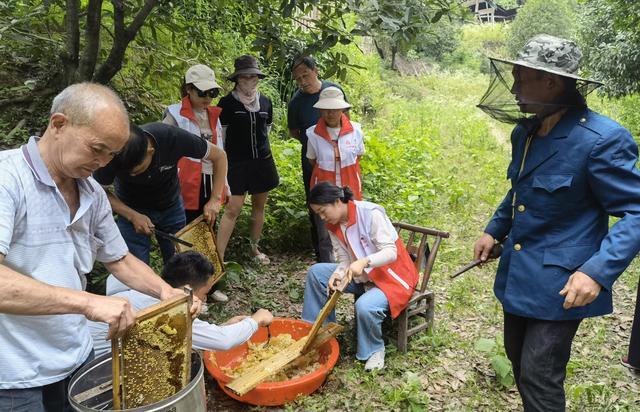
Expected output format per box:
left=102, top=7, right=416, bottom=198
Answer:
left=450, top=243, right=503, bottom=279
left=225, top=323, right=343, bottom=396
left=300, top=290, right=342, bottom=353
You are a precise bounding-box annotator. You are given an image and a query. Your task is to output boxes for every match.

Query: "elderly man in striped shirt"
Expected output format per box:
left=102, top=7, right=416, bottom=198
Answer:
left=0, top=83, right=200, bottom=412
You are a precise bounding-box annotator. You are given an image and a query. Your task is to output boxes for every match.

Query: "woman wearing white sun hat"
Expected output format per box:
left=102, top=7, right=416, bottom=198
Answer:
left=305, top=86, right=365, bottom=201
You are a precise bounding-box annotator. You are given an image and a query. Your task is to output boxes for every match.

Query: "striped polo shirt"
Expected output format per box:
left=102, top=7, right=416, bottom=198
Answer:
left=0, top=136, right=128, bottom=389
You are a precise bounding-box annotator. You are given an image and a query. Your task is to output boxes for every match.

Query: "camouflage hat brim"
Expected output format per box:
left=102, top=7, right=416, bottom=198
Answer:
left=489, top=56, right=604, bottom=87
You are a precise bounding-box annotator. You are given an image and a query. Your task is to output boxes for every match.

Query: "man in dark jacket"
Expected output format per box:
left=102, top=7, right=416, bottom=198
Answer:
left=474, top=34, right=640, bottom=411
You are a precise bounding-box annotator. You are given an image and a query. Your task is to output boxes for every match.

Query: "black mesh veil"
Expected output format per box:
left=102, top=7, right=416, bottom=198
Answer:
left=477, top=59, right=603, bottom=124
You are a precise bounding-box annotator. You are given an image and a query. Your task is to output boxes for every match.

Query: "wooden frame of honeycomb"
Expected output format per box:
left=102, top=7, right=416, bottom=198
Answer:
left=175, top=215, right=225, bottom=285
left=112, top=293, right=192, bottom=409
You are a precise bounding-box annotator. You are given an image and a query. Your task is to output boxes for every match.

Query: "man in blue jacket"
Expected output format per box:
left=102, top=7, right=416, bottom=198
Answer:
left=474, top=34, right=640, bottom=411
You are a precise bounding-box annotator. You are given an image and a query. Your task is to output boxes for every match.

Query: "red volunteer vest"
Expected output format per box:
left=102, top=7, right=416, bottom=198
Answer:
left=326, top=201, right=418, bottom=318
left=309, top=114, right=363, bottom=200
left=175, top=96, right=224, bottom=210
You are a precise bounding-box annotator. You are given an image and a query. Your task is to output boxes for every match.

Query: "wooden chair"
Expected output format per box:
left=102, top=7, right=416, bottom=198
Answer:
left=390, top=222, right=449, bottom=353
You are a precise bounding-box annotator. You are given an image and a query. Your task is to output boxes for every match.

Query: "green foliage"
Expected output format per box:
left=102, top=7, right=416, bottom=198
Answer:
left=475, top=337, right=515, bottom=388
left=383, top=371, right=429, bottom=410
left=589, top=93, right=640, bottom=140
left=348, top=0, right=462, bottom=68
left=442, top=22, right=510, bottom=73
left=413, top=17, right=463, bottom=62
left=505, top=0, right=577, bottom=57
left=497, top=0, right=521, bottom=8
left=577, top=0, right=640, bottom=96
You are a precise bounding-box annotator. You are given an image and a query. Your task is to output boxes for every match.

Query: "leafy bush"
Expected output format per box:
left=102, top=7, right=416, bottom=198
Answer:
left=475, top=337, right=515, bottom=387
left=442, top=23, right=510, bottom=73
left=505, top=0, right=577, bottom=57
left=577, top=0, right=640, bottom=97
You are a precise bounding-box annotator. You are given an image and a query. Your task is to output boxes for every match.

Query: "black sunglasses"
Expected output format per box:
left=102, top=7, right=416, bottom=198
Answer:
left=194, top=87, right=219, bottom=98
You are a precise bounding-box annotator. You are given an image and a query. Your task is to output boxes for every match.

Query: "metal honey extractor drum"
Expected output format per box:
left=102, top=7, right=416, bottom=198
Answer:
left=68, top=351, right=206, bottom=412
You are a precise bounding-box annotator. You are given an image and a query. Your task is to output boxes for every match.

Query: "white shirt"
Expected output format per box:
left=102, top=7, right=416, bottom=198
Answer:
left=163, top=111, right=218, bottom=175
left=0, top=137, right=128, bottom=388
left=330, top=209, right=397, bottom=283
left=307, top=126, right=343, bottom=185
left=87, top=276, right=259, bottom=357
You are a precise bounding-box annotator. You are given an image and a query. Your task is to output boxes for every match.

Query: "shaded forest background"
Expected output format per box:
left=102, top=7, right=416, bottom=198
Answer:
left=1, top=0, right=638, bottom=253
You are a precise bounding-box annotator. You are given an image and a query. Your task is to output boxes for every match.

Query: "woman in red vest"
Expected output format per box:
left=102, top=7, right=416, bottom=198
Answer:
left=163, top=64, right=228, bottom=225
left=163, top=64, right=229, bottom=303
left=306, top=86, right=365, bottom=199
left=301, top=182, right=418, bottom=370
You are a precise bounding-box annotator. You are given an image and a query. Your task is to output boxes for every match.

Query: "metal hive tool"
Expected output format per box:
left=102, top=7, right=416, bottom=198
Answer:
left=111, top=290, right=193, bottom=410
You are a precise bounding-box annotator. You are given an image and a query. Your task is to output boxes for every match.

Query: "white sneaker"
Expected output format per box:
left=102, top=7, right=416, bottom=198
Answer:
left=252, top=252, right=270, bottom=265
left=211, top=290, right=229, bottom=303
left=364, top=350, right=385, bottom=371
left=200, top=303, right=209, bottom=314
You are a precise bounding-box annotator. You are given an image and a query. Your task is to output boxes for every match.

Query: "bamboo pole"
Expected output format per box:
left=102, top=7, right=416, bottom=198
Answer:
left=301, top=291, right=342, bottom=353
left=111, top=340, right=121, bottom=410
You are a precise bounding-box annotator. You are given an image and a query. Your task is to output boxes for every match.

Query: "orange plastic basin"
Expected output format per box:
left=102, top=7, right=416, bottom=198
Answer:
left=203, top=318, right=339, bottom=406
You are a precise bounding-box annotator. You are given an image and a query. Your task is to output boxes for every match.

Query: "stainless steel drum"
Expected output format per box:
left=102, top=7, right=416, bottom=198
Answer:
left=68, top=351, right=206, bottom=412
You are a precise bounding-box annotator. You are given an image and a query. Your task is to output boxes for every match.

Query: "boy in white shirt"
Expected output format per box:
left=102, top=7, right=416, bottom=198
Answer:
left=88, top=251, right=272, bottom=356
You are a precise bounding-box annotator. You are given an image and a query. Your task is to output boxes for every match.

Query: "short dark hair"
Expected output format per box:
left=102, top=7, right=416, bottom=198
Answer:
left=292, top=56, right=317, bottom=72
left=309, top=182, right=354, bottom=205
left=161, top=251, right=214, bottom=289
left=110, top=124, right=149, bottom=173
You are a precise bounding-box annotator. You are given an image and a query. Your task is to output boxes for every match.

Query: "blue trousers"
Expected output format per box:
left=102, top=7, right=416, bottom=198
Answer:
left=302, top=263, right=389, bottom=360
left=116, top=198, right=186, bottom=264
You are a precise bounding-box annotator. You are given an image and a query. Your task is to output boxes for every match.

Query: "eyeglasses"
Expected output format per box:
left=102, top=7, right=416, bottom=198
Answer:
left=194, top=87, right=219, bottom=98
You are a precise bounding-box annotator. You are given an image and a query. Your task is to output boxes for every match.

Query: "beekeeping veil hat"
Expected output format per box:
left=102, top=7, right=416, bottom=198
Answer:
left=477, top=34, right=603, bottom=125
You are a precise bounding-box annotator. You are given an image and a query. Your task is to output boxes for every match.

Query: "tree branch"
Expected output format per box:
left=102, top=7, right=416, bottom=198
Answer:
left=93, top=0, right=159, bottom=84
left=125, top=0, right=158, bottom=39
left=62, top=0, right=80, bottom=85
left=77, top=0, right=103, bottom=81
left=0, top=88, right=56, bottom=109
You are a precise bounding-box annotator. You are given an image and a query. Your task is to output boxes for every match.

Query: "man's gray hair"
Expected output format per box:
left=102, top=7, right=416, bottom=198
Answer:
left=50, top=82, right=128, bottom=126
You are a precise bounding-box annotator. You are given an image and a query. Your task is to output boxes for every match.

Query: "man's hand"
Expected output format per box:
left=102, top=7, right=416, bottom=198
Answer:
left=559, top=271, right=602, bottom=309
left=84, top=294, right=136, bottom=340
left=348, top=258, right=369, bottom=282
left=202, top=198, right=221, bottom=228
left=251, top=309, right=274, bottom=327
left=161, top=287, right=203, bottom=319
left=130, top=212, right=154, bottom=235
left=473, top=233, right=496, bottom=262
left=328, top=270, right=351, bottom=293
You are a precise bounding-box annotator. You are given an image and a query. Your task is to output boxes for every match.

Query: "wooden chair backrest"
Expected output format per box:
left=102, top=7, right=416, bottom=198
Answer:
left=393, top=222, right=450, bottom=293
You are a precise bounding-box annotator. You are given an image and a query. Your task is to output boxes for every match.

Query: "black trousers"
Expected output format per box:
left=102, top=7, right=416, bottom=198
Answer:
left=503, top=311, right=582, bottom=412
left=301, top=146, right=333, bottom=263
left=627, top=279, right=640, bottom=367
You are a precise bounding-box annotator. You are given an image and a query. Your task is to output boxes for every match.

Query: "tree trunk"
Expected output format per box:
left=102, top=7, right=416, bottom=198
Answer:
left=62, top=0, right=80, bottom=85
left=93, top=0, right=159, bottom=84
left=373, top=38, right=385, bottom=60
left=391, top=45, right=397, bottom=71
left=77, top=0, right=104, bottom=81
